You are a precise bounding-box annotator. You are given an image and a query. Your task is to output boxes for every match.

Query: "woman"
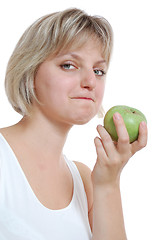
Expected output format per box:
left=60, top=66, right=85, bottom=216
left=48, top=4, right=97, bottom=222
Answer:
left=0, top=8, right=147, bottom=240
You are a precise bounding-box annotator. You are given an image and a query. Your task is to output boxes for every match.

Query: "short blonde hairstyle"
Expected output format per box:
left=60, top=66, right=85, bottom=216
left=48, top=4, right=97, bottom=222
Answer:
left=5, top=8, right=113, bottom=116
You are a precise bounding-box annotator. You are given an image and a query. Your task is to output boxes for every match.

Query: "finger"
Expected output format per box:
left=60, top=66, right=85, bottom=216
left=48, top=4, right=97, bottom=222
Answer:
left=113, top=113, right=130, bottom=153
left=94, top=136, right=109, bottom=165
left=131, top=121, right=148, bottom=155
left=97, top=125, right=116, bottom=158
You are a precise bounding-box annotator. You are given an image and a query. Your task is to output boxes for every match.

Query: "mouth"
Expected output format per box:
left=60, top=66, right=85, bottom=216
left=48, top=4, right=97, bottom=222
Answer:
left=71, top=97, right=95, bottom=102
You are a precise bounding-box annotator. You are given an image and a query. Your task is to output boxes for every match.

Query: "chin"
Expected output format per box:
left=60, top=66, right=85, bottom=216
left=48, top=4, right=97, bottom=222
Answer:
left=71, top=112, right=96, bottom=125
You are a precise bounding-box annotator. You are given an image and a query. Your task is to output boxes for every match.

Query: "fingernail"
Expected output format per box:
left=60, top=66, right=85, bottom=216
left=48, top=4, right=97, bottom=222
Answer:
left=113, top=112, right=121, bottom=120
left=96, top=124, right=102, bottom=131
left=140, top=121, right=146, bottom=128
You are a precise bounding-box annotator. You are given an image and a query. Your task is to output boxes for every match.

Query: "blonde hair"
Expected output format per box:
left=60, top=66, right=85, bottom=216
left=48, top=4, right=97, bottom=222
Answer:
left=5, top=8, right=113, bottom=116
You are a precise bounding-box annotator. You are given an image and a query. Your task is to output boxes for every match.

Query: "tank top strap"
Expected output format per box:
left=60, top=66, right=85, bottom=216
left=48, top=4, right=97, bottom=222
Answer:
left=64, top=155, right=89, bottom=218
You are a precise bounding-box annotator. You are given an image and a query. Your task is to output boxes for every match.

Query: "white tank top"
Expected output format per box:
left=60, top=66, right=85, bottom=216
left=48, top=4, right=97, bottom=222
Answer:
left=0, top=133, right=92, bottom=240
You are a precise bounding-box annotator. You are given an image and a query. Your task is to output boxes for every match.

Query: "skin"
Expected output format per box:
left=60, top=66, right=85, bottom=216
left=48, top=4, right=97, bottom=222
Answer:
left=33, top=44, right=106, bottom=125
left=0, top=39, right=148, bottom=239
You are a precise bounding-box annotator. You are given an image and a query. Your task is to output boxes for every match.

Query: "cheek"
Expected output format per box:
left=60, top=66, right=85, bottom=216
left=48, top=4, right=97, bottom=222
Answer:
left=96, top=82, right=105, bottom=104
left=34, top=65, right=51, bottom=99
left=34, top=68, right=61, bottom=102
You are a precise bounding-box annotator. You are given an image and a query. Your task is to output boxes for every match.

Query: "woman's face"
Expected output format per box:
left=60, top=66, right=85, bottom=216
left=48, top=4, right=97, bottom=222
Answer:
left=33, top=39, right=107, bottom=126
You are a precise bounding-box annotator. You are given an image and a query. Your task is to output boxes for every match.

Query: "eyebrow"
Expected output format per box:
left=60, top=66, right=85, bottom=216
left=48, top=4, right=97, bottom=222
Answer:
left=56, top=52, right=107, bottom=65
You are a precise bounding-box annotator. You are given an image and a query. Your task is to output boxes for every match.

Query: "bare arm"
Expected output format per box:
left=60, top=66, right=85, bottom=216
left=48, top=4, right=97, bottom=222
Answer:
left=91, top=112, right=148, bottom=240
left=92, top=184, right=126, bottom=239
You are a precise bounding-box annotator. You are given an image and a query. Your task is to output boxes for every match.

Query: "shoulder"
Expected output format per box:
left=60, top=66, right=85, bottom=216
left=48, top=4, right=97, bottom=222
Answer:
left=73, top=161, right=93, bottom=228
left=73, top=161, right=93, bottom=204
left=73, top=161, right=93, bottom=193
left=73, top=161, right=92, bottom=180
left=0, top=128, right=10, bottom=149
left=0, top=127, right=11, bottom=140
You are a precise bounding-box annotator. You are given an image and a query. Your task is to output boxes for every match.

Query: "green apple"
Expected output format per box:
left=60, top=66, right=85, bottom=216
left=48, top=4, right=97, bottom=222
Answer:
left=104, top=105, right=147, bottom=143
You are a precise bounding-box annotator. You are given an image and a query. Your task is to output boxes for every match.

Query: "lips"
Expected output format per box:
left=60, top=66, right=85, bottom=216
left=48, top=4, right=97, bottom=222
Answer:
left=71, top=97, right=95, bottom=102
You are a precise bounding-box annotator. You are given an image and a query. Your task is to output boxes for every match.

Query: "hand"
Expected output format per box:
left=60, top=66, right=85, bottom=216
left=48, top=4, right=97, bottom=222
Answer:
left=92, top=112, right=148, bottom=188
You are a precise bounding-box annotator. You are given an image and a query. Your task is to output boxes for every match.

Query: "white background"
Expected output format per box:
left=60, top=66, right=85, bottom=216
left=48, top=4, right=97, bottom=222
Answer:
left=0, top=0, right=159, bottom=239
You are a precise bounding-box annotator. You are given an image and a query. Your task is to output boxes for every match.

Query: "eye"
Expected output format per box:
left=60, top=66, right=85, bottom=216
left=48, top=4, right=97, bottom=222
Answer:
left=94, top=69, right=106, bottom=76
left=60, top=63, right=77, bottom=70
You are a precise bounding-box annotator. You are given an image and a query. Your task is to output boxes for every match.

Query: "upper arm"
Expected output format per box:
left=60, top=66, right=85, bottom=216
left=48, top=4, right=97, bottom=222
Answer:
left=73, top=161, right=93, bottom=231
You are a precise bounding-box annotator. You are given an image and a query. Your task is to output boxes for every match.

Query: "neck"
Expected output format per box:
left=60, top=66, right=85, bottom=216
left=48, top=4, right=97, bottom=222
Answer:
left=14, top=112, right=72, bottom=163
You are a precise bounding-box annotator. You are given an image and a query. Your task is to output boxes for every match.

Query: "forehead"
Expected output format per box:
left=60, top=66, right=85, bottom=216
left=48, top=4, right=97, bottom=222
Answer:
left=56, top=36, right=106, bottom=60
left=52, top=31, right=107, bottom=59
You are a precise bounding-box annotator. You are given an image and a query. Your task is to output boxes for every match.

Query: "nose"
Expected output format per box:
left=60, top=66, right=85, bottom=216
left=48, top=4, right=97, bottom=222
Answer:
left=80, top=69, right=96, bottom=90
